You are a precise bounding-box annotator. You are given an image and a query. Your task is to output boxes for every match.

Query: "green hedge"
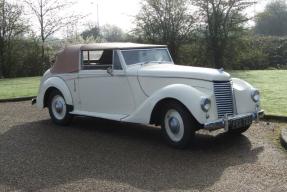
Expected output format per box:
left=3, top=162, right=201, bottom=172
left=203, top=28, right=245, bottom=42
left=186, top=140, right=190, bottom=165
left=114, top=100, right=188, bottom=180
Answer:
left=178, top=36, right=287, bottom=70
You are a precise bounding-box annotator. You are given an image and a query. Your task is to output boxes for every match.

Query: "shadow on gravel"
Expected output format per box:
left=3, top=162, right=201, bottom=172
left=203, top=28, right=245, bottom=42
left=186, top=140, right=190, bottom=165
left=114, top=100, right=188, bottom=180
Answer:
left=0, top=117, right=263, bottom=191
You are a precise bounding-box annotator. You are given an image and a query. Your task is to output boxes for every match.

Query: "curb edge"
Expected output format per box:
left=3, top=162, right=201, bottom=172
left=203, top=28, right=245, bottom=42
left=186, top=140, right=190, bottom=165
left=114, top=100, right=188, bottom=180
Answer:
left=0, top=96, right=36, bottom=103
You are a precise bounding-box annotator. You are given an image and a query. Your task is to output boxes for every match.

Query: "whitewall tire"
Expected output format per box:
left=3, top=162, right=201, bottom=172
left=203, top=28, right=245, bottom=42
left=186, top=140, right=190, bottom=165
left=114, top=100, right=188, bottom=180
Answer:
left=161, top=101, right=196, bottom=148
left=48, top=90, right=72, bottom=126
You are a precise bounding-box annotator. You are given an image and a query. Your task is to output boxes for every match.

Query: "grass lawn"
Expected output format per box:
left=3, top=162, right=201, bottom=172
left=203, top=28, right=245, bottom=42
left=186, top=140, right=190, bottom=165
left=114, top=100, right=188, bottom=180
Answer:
left=0, top=70, right=286, bottom=116
left=230, top=70, right=287, bottom=117
left=0, top=77, right=41, bottom=100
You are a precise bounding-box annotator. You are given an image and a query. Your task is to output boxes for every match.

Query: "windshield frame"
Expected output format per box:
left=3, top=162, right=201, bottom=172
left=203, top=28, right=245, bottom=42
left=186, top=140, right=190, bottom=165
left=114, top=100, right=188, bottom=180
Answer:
left=120, top=48, right=174, bottom=67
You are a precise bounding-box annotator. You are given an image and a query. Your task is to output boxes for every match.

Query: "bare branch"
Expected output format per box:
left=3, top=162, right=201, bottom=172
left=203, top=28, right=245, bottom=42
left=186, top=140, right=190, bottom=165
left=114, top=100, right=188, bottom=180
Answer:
left=135, top=0, right=195, bottom=60
left=23, top=0, right=82, bottom=65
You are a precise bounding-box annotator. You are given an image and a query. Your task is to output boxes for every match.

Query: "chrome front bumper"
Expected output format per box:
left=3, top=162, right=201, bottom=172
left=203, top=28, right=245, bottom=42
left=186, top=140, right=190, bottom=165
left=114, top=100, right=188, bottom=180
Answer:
left=204, top=110, right=265, bottom=131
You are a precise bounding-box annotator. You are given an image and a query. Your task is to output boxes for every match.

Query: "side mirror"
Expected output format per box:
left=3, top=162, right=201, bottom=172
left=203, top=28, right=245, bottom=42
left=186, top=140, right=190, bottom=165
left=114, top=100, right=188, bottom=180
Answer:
left=107, top=67, right=114, bottom=76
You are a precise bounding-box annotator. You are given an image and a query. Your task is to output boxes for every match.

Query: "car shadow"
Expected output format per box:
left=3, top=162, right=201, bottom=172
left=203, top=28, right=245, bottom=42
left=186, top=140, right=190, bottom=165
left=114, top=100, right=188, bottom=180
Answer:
left=0, top=117, right=263, bottom=191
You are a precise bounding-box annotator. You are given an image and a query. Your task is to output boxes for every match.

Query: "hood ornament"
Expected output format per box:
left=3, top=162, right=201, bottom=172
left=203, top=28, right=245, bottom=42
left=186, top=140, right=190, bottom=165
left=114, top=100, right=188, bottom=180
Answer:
left=218, top=67, right=225, bottom=73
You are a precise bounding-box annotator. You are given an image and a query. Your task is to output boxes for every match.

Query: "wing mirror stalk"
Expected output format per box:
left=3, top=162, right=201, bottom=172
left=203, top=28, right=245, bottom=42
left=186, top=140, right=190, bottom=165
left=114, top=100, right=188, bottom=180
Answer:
left=107, top=67, right=114, bottom=76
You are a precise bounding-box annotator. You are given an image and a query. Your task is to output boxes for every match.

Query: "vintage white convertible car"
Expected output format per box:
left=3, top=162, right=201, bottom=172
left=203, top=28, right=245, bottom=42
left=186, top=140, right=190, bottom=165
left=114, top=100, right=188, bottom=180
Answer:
left=33, top=43, right=264, bottom=148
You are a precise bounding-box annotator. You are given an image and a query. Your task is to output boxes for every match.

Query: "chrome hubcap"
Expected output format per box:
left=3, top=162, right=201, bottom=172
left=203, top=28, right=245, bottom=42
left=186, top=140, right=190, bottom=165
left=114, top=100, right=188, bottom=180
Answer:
left=55, top=100, right=64, bottom=113
left=168, top=117, right=180, bottom=134
left=51, top=95, right=66, bottom=120
left=164, top=109, right=184, bottom=142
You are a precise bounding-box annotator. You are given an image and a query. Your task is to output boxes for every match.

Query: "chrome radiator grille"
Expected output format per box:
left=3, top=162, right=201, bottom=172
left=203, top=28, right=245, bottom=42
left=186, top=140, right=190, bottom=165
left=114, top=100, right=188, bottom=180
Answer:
left=213, top=81, right=234, bottom=118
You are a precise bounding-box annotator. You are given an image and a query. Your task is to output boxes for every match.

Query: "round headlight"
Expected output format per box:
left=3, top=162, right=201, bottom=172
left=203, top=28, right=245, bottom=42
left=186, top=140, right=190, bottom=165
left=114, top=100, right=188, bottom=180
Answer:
left=251, top=89, right=260, bottom=102
left=201, top=97, right=211, bottom=112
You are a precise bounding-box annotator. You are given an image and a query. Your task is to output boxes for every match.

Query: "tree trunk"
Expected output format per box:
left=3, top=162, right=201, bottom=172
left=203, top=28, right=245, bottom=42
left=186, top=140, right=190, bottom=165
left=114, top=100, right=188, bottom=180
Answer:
left=0, top=41, right=6, bottom=78
left=213, top=48, right=223, bottom=69
left=0, top=46, right=3, bottom=78
left=168, top=43, right=179, bottom=63
left=210, top=36, right=223, bottom=69
left=41, top=41, right=45, bottom=67
left=40, top=0, right=45, bottom=72
left=0, top=37, right=3, bottom=78
left=0, top=0, right=5, bottom=78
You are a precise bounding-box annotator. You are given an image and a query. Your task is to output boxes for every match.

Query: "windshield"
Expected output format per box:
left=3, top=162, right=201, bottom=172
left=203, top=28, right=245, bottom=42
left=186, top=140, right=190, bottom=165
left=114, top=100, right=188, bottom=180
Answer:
left=121, top=48, right=173, bottom=66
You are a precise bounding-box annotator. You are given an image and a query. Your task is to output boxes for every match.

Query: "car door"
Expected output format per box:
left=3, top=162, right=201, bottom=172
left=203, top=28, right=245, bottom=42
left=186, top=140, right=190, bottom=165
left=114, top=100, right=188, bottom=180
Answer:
left=78, top=49, right=136, bottom=118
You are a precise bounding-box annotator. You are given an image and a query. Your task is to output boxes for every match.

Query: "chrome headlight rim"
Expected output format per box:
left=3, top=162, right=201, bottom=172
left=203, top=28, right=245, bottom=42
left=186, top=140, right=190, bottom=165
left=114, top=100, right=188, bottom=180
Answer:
left=200, top=97, right=211, bottom=112
left=251, top=89, right=260, bottom=103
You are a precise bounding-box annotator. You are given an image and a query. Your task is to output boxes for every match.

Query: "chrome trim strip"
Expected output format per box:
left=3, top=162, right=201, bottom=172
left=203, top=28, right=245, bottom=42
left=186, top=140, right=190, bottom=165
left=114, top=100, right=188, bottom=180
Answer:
left=127, top=75, right=215, bottom=82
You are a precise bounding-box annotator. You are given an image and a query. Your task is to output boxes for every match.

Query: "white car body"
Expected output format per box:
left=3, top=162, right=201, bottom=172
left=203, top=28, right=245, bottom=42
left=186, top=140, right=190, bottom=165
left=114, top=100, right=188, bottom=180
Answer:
left=34, top=43, right=264, bottom=144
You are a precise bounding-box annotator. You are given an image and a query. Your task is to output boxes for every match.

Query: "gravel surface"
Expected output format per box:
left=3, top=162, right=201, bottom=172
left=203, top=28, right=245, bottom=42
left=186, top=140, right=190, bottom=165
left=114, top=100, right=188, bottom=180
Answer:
left=0, top=101, right=287, bottom=192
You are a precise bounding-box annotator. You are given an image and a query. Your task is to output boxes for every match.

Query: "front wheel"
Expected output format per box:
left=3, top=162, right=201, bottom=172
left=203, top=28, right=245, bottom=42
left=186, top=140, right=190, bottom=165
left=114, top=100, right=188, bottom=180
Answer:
left=48, top=90, right=72, bottom=126
left=161, top=101, right=196, bottom=149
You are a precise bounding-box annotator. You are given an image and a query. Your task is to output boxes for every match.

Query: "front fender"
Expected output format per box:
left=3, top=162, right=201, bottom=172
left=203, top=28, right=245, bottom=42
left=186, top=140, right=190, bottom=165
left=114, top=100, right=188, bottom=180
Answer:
left=36, top=77, right=73, bottom=109
left=122, top=84, right=210, bottom=124
left=232, top=78, right=259, bottom=114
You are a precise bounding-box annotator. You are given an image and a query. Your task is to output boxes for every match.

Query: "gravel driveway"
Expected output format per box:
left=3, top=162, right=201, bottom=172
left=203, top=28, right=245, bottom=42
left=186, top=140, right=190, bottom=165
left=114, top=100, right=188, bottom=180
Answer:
left=0, top=101, right=287, bottom=192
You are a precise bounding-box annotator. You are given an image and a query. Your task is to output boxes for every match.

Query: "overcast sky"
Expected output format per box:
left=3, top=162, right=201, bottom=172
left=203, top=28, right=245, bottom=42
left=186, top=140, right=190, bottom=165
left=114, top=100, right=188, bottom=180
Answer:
left=16, top=0, right=273, bottom=37
left=76, top=0, right=271, bottom=31
left=77, top=0, right=141, bottom=31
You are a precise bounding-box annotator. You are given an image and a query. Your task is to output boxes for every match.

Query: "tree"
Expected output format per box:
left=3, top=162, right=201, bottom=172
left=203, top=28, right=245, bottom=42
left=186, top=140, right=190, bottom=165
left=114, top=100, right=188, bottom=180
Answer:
left=255, top=0, right=287, bottom=36
left=193, top=0, right=254, bottom=68
left=81, top=23, right=101, bottom=40
left=101, top=24, right=125, bottom=42
left=24, top=0, right=81, bottom=67
left=0, top=0, right=26, bottom=78
left=135, top=0, right=195, bottom=61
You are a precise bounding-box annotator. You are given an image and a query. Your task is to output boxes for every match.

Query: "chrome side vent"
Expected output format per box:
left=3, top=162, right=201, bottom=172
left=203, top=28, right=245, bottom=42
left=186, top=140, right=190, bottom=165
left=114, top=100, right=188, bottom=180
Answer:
left=213, top=81, right=234, bottom=118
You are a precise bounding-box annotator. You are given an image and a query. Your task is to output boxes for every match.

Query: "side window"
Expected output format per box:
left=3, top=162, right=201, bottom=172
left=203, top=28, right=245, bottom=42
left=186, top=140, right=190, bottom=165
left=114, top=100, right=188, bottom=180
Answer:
left=113, top=51, right=122, bottom=70
left=82, top=50, right=113, bottom=70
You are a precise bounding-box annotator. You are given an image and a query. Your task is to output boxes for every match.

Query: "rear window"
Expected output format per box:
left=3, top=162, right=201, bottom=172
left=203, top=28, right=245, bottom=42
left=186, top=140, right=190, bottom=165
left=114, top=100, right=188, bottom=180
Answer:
left=82, top=50, right=113, bottom=70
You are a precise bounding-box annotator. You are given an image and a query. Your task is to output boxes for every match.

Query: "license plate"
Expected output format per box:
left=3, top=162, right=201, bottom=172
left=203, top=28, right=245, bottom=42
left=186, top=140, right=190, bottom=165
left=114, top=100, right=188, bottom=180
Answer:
left=229, top=115, right=253, bottom=130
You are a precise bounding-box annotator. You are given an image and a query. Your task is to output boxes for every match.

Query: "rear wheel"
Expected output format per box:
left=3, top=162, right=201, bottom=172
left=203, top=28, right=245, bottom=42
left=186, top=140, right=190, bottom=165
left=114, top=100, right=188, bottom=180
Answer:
left=161, top=101, right=196, bottom=149
left=48, top=90, right=72, bottom=126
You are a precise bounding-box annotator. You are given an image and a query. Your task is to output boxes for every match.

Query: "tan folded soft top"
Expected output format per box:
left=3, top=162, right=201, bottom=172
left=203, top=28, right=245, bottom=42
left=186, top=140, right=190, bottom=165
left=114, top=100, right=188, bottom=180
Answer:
left=51, top=43, right=167, bottom=74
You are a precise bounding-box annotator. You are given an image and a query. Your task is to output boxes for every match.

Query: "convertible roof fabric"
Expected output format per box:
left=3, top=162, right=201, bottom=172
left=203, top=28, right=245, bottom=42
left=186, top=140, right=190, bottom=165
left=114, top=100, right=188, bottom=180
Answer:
left=51, top=43, right=167, bottom=74
left=51, top=45, right=81, bottom=74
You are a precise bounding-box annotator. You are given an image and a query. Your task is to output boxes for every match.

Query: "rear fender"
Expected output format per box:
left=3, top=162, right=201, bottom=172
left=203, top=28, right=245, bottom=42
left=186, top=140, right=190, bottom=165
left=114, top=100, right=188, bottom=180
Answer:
left=36, top=77, right=73, bottom=109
